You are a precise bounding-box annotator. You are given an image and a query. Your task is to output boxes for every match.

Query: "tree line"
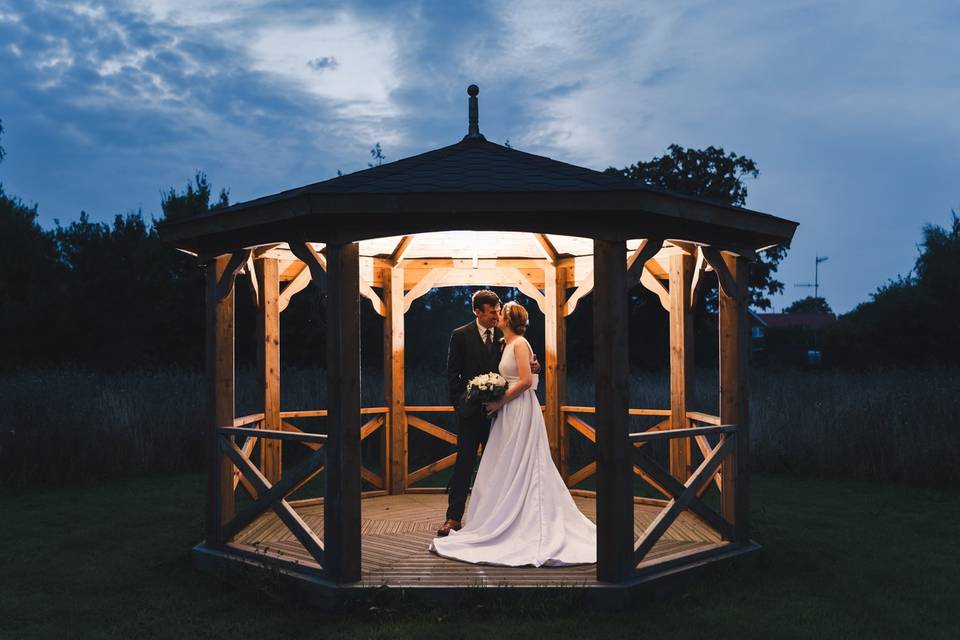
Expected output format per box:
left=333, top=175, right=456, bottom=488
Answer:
left=7, top=119, right=952, bottom=373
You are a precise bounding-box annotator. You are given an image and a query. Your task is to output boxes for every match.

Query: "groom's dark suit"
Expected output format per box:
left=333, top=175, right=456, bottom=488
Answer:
left=445, top=320, right=504, bottom=522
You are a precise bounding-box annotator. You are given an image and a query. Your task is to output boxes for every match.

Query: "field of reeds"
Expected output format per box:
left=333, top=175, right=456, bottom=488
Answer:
left=1, top=367, right=958, bottom=490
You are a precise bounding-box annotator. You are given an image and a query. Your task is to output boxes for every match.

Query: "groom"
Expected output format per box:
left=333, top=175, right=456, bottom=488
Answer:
left=437, top=289, right=538, bottom=537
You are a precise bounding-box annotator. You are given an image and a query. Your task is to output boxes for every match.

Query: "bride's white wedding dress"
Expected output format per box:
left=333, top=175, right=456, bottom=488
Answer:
left=429, top=337, right=596, bottom=566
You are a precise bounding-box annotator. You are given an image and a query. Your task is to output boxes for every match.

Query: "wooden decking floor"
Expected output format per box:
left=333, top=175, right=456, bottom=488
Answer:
left=233, top=494, right=722, bottom=587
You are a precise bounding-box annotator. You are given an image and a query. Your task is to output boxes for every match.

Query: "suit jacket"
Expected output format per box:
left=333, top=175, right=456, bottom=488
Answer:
left=447, top=321, right=504, bottom=417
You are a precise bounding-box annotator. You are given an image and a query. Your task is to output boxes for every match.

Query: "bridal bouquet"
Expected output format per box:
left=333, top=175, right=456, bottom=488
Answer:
left=462, top=372, right=508, bottom=416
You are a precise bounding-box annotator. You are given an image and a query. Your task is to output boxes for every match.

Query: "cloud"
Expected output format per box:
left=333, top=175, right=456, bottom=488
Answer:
left=307, top=56, right=338, bottom=71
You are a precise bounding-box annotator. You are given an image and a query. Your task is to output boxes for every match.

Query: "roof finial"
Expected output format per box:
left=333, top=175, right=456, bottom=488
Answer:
left=463, top=84, right=486, bottom=141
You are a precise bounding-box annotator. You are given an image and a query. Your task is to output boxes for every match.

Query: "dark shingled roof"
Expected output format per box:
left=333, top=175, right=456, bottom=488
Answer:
left=304, top=138, right=645, bottom=194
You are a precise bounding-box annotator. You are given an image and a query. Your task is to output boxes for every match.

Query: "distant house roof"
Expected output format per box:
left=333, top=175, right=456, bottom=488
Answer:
left=756, top=313, right=837, bottom=330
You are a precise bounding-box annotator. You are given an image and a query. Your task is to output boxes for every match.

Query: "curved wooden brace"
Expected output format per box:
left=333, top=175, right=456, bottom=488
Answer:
left=507, top=267, right=547, bottom=314
left=639, top=269, right=670, bottom=311
left=214, top=249, right=252, bottom=301
left=403, top=267, right=448, bottom=313
left=701, top=246, right=738, bottom=301
left=278, top=263, right=312, bottom=312
left=288, top=242, right=327, bottom=293
left=245, top=254, right=259, bottom=308
left=533, top=233, right=559, bottom=264
left=562, top=271, right=593, bottom=317
left=689, top=246, right=706, bottom=311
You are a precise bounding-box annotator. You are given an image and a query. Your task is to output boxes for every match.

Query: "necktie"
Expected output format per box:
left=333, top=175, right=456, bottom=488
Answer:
left=484, top=329, right=493, bottom=347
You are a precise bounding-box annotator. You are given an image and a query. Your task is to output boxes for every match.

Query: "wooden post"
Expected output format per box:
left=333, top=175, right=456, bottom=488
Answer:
left=383, top=264, right=407, bottom=494
left=719, top=253, right=750, bottom=542
left=543, top=263, right=563, bottom=469
left=256, top=258, right=281, bottom=484
left=668, top=253, right=694, bottom=481
left=324, top=241, right=362, bottom=582
left=205, top=255, right=235, bottom=545
left=593, top=239, right=633, bottom=582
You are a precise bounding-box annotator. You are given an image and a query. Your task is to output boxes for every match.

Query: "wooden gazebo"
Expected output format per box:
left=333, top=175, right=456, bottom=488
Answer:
left=160, top=86, right=797, bottom=599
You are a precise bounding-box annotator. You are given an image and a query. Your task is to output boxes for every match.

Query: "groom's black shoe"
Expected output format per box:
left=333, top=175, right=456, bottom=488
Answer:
left=437, top=519, right=462, bottom=537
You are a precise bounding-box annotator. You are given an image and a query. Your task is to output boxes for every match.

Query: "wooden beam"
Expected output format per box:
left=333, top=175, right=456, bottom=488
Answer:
left=593, top=239, right=633, bottom=583
left=566, top=413, right=597, bottom=443
left=625, top=238, right=664, bottom=279
left=359, top=275, right=386, bottom=317
left=278, top=262, right=312, bottom=312
left=639, top=269, right=670, bottom=311
left=255, top=257, right=281, bottom=485
left=221, top=437, right=325, bottom=565
left=689, top=246, right=706, bottom=311
left=390, top=235, right=415, bottom=265
left=533, top=233, right=559, bottom=264
left=214, top=249, right=251, bottom=302
left=719, top=253, right=750, bottom=542
left=406, top=414, right=458, bottom=445
left=383, top=265, right=406, bottom=494
left=205, top=255, right=235, bottom=545
left=669, top=252, right=695, bottom=482
left=403, top=267, right=447, bottom=313
left=407, top=452, right=458, bottom=485
left=507, top=267, right=547, bottom=314
left=562, top=271, right=593, bottom=317
left=566, top=461, right=596, bottom=487
left=289, top=242, right=327, bottom=294
left=633, top=436, right=735, bottom=563
left=245, top=254, right=259, bottom=308
left=702, top=246, right=737, bottom=301
left=543, top=263, right=563, bottom=469
left=324, top=241, right=362, bottom=583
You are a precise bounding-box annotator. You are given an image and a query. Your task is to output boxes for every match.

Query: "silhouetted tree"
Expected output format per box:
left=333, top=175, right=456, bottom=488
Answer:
left=784, top=296, right=833, bottom=314
left=605, top=144, right=788, bottom=310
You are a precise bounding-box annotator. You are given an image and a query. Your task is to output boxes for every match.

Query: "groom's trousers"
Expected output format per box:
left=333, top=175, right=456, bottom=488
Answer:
left=445, top=412, right=492, bottom=522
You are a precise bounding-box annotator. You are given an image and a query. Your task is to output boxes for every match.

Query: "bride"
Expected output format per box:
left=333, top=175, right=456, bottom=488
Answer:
left=429, top=301, right=596, bottom=566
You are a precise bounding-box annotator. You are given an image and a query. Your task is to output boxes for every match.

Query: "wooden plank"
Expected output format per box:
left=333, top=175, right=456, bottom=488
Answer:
left=669, top=253, right=694, bottom=482
left=506, top=267, right=547, bottom=314
left=566, top=414, right=596, bottom=443
left=213, top=249, right=251, bottom=301
left=278, top=262, right=311, bottom=312
left=561, top=406, right=670, bottom=416
left=324, top=241, right=362, bottom=583
left=403, top=267, right=447, bottom=312
left=566, top=461, right=596, bottom=487
left=406, top=414, right=458, bottom=445
left=280, top=420, right=324, bottom=451
left=206, top=255, right=235, bottom=545
left=389, top=235, right=415, bottom=265
left=634, top=437, right=735, bottom=564
left=533, top=233, right=558, bottom=263
left=633, top=449, right=732, bottom=540
left=629, top=425, right=735, bottom=443
left=543, top=263, right=562, bottom=469
left=407, top=452, right=458, bottom=485
left=232, top=413, right=264, bottom=427
left=255, top=257, right=282, bottom=485
left=221, top=438, right=325, bottom=566
left=687, top=411, right=721, bottom=425
left=384, top=265, right=406, bottom=494
left=219, top=426, right=327, bottom=444
left=689, top=246, right=706, bottom=311
left=402, top=406, right=454, bottom=412
left=593, top=239, right=632, bottom=583
left=702, top=246, right=737, bottom=300
left=360, top=415, right=384, bottom=441
left=720, top=252, right=750, bottom=542
left=562, top=271, right=593, bottom=317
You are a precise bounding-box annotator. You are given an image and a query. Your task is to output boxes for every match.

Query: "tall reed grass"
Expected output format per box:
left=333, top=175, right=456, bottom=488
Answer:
left=0, top=367, right=956, bottom=490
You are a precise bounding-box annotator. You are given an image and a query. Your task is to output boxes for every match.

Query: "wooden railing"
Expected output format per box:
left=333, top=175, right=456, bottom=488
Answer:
left=217, top=406, right=390, bottom=569
left=404, top=406, right=457, bottom=489
left=559, top=405, right=737, bottom=567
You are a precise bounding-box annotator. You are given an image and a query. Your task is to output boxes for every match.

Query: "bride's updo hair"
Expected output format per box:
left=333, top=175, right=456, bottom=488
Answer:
left=501, top=301, right=529, bottom=335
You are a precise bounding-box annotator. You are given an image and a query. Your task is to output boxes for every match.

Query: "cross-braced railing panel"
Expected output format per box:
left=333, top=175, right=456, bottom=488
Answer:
left=405, top=407, right=458, bottom=487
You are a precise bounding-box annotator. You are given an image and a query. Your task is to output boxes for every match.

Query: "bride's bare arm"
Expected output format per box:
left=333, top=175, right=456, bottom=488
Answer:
left=484, top=340, right=533, bottom=414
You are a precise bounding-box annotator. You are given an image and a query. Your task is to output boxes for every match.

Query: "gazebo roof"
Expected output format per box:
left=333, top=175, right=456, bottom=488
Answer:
left=160, top=90, right=797, bottom=257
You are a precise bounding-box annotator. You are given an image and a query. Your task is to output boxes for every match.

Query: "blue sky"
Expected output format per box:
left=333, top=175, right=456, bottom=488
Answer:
left=1, top=0, right=958, bottom=313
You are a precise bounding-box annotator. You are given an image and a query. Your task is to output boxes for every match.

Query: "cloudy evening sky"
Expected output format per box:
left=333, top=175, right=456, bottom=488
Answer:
left=1, top=0, right=958, bottom=313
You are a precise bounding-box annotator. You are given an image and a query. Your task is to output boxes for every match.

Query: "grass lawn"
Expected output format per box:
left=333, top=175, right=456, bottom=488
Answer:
left=1, top=474, right=958, bottom=639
